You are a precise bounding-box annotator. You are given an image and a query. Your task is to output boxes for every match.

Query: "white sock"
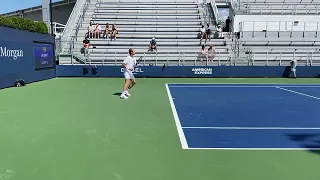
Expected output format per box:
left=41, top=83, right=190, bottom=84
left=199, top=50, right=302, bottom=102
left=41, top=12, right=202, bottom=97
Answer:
left=125, top=90, right=129, bottom=94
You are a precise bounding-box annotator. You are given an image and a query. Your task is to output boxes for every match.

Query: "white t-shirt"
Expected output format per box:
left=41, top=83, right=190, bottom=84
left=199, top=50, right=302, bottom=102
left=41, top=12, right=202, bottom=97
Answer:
left=123, top=55, right=136, bottom=73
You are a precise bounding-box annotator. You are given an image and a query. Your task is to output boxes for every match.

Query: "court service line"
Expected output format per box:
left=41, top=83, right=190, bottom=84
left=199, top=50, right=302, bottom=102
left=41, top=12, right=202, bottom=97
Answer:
left=165, top=84, right=189, bottom=149
left=182, top=127, right=320, bottom=130
left=275, top=86, right=320, bottom=100
left=168, top=85, right=320, bottom=88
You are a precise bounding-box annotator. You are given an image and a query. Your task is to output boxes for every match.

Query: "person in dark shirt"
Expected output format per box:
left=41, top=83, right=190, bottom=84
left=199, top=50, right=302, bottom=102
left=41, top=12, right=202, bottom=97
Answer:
left=149, top=37, right=157, bottom=52
left=225, top=17, right=231, bottom=32
left=83, top=38, right=90, bottom=56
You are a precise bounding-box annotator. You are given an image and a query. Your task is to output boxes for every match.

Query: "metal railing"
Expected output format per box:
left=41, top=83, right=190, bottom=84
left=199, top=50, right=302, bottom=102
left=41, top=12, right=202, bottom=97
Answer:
left=241, top=3, right=320, bottom=15
left=246, top=51, right=320, bottom=66
left=210, top=0, right=219, bottom=25
left=238, top=21, right=320, bottom=32
left=55, top=43, right=320, bottom=66
left=60, top=0, right=90, bottom=53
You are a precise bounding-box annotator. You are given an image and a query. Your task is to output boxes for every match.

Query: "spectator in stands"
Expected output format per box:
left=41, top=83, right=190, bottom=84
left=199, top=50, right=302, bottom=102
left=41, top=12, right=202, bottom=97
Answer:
left=206, top=23, right=212, bottom=42
left=207, top=44, right=216, bottom=61
left=199, top=45, right=207, bottom=61
left=94, top=23, right=102, bottom=38
left=200, top=25, right=206, bottom=45
left=104, top=23, right=110, bottom=38
left=88, top=21, right=94, bottom=38
left=83, top=37, right=90, bottom=56
left=149, top=37, right=157, bottom=52
left=225, top=17, right=231, bottom=32
left=217, top=25, right=224, bottom=39
left=111, top=24, right=118, bottom=41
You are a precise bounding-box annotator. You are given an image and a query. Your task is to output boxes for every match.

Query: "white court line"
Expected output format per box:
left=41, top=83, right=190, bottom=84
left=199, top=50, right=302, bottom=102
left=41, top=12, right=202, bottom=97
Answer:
left=276, top=87, right=320, bottom=100
left=168, top=85, right=320, bottom=88
left=186, top=147, right=320, bottom=150
left=182, top=127, right=320, bottom=130
left=165, top=84, right=189, bottom=149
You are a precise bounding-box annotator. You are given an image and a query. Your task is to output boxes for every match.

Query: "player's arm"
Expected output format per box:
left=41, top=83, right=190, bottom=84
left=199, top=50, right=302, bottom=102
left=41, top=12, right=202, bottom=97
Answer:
left=122, top=57, right=128, bottom=68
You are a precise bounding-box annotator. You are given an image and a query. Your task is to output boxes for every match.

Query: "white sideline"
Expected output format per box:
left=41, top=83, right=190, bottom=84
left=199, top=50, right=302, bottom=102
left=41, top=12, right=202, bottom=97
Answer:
left=165, top=84, right=189, bottom=149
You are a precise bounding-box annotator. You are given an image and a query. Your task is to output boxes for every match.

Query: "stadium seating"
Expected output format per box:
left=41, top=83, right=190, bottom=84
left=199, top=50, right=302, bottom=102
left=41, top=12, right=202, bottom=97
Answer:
left=57, top=0, right=320, bottom=66
left=58, top=0, right=233, bottom=65
left=230, top=0, right=320, bottom=66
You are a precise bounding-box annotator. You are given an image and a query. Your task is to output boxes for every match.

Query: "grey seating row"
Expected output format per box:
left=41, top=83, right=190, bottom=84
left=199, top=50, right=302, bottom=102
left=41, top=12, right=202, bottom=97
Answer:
left=240, top=31, right=320, bottom=40
left=88, top=41, right=226, bottom=46
left=94, top=9, right=200, bottom=13
left=92, top=15, right=201, bottom=19
left=89, top=21, right=202, bottom=26
left=241, top=0, right=320, bottom=4
left=95, top=4, right=198, bottom=8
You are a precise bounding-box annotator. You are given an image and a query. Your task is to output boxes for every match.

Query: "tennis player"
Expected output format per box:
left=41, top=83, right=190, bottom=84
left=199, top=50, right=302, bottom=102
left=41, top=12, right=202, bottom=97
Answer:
left=120, top=48, right=137, bottom=99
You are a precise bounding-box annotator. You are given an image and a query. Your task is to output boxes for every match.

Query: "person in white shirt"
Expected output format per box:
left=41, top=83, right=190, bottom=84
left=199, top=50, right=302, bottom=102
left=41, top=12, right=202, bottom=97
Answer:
left=94, top=23, right=102, bottom=38
left=200, top=25, right=206, bottom=45
left=290, top=59, right=297, bottom=78
left=120, top=48, right=137, bottom=99
left=217, top=25, right=223, bottom=38
left=88, top=22, right=94, bottom=38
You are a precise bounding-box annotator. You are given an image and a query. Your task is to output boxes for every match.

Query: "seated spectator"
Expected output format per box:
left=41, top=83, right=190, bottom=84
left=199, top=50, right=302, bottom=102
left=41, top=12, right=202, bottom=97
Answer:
left=149, top=37, right=157, bottom=52
left=87, top=21, right=94, bottom=38
left=111, top=24, right=118, bottom=41
left=199, top=45, right=207, bottom=61
left=207, top=44, right=216, bottom=60
left=206, top=23, right=212, bottom=42
left=104, top=23, right=110, bottom=38
left=199, top=25, right=206, bottom=45
left=217, top=25, right=224, bottom=39
left=82, top=37, right=90, bottom=56
left=94, top=23, right=102, bottom=38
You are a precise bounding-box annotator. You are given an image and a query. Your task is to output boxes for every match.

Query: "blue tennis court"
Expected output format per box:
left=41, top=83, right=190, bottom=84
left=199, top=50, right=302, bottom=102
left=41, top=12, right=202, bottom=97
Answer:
left=165, top=83, right=320, bottom=150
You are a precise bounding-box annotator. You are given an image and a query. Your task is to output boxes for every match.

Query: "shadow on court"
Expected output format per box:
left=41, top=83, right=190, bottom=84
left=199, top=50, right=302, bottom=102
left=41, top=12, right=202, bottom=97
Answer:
left=113, top=92, right=122, bottom=96
left=286, top=134, right=320, bottom=155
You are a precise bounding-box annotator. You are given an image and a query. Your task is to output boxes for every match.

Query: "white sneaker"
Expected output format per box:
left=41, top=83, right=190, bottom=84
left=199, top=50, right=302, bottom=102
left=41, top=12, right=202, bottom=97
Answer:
left=120, top=94, right=128, bottom=99
left=125, top=90, right=131, bottom=96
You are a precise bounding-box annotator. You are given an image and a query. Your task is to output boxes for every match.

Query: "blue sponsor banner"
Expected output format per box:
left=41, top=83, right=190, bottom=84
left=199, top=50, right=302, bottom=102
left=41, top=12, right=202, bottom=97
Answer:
left=56, top=65, right=320, bottom=78
left=33, top=43, right=55, bottom=70
left=0, top=26, right=55, bottom=89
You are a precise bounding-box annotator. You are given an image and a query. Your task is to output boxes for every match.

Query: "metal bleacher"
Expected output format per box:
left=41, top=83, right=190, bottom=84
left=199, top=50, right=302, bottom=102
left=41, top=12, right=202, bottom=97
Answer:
left=58, top=0, right=232, bottom=66
left=56, top=0, right=320, bottom=66
left=232, top=0, right=320, bottom=66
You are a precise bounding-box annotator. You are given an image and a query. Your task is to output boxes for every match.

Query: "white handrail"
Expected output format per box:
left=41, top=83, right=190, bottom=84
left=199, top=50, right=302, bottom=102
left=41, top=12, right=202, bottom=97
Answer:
left=210, top=0, right=219, bottom=25
left=60, top=0, right=89, bottom=53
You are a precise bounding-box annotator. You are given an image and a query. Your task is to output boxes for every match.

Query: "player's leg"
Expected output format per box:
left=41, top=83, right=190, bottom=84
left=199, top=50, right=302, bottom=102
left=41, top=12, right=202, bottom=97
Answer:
left=125, top=73, right=136, bottom=96
left=120, top=72, right=131, bottom=99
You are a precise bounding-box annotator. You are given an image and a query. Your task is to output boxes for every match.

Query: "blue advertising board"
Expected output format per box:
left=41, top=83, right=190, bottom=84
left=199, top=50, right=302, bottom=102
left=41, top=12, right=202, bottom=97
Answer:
left=33, top=42, right=55, bottom=70
left=0, top=26, right=55, bottom=89
left=56, top=65, right=320, bottom=78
